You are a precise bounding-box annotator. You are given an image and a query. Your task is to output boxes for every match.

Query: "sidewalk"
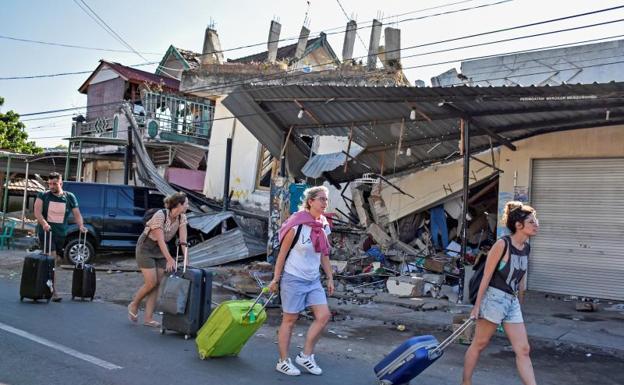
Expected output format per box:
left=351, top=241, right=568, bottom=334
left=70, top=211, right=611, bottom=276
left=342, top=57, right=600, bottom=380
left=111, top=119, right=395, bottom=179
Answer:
left=329, top=290, right=624, bottom=357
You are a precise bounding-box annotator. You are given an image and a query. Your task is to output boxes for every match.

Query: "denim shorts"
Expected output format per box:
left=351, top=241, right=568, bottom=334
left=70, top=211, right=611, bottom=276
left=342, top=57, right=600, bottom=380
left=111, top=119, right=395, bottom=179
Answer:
left=280, top=272, right=327, bottom=314
left=479, top=286, right=524, bottom=324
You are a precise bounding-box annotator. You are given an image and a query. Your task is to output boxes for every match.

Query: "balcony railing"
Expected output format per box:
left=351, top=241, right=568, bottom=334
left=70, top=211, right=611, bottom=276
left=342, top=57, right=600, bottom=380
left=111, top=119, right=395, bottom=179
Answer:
left=142, top=92, right=214, bottom=140
left=73, top=93, right=214, bottom=145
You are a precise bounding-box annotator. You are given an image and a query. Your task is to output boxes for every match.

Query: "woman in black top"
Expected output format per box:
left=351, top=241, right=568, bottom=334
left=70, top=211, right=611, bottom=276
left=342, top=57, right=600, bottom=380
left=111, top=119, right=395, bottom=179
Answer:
left=462, top=201, right=539, bottom=385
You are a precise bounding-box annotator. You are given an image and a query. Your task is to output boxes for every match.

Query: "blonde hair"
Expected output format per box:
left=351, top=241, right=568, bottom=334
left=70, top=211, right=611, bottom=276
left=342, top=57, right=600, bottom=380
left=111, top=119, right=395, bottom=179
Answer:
left=299, top=186, right=329, bottom=211
left=501, top=200, right=536, bottom=234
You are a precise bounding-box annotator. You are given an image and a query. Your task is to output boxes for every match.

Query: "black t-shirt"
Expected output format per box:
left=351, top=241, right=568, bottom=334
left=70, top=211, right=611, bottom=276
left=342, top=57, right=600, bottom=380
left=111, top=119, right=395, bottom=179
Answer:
left=489, top=236, right=530, bottom=294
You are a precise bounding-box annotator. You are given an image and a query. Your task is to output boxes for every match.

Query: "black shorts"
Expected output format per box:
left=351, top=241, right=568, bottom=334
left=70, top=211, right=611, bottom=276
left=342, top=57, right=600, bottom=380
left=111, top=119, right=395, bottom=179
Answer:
left=37, top=229, right=66, bottom=256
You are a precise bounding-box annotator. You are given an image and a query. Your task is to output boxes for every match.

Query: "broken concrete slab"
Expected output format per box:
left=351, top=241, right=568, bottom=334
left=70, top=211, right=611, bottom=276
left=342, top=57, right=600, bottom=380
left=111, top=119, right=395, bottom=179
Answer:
left=367, top=223, right=393, bottom=249
left=386, top=276, right=425, bottom=297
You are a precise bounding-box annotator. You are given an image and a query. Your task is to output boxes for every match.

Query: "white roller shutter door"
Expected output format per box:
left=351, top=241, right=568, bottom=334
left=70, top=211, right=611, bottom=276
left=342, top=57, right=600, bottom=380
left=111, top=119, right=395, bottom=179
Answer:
left=529, top=158, right=624, bottom=300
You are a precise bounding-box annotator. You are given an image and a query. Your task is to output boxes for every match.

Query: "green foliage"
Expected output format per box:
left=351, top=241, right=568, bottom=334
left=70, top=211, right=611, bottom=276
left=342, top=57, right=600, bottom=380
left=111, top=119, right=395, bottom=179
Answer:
left=0, top=96, right=43, bottom=154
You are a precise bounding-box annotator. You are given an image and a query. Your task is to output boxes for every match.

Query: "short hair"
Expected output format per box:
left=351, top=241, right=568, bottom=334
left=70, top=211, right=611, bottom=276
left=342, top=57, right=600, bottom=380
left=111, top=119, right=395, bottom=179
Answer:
left=501, top=201, right=536, bottom=234
left=299, top=185, right=329, bottom=211
left=48, top=172, right=62, bottom=181
left=164, top=192, right=187, bottom=209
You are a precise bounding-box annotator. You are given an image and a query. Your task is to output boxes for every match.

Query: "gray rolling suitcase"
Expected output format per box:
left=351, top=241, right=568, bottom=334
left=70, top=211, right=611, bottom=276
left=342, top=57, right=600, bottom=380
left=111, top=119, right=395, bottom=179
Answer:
left=160, top=247, right=213, bottom=339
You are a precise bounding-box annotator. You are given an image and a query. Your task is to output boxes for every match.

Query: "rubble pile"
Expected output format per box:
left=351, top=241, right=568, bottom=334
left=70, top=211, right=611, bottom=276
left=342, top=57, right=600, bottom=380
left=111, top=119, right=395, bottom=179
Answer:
left=324, top=178, right=500, bottom=309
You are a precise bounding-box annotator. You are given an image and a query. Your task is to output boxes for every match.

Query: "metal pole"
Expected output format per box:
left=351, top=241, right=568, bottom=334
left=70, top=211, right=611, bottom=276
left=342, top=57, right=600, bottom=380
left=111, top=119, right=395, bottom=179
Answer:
left=76, top=140, right=84, bottom=182
left=21, top=161, right=29, bottom=230
left=222, top=137, right=232, bottom=211
left=459, top=121, right=470, bottom=303
left=124, top=125, right=133, bottom=185
left=2, top=155, right=12, bottom=228
left=64, top=142, right=72, bottom=181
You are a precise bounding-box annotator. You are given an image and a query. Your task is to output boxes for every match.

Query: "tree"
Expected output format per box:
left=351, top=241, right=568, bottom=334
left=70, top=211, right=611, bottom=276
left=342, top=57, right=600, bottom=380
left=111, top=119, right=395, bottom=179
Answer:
left=0, top=96, right=43, bottom=154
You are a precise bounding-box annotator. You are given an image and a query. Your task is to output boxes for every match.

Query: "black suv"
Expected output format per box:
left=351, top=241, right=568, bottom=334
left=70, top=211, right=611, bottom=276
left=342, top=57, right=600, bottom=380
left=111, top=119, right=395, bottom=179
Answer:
left=62, top=182, right=199, bottom=264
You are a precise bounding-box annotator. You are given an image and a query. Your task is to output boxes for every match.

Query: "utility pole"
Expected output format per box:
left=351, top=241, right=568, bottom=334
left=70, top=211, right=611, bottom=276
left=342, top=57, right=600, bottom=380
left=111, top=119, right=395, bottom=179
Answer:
left=124, top=125, right=133, bottom=185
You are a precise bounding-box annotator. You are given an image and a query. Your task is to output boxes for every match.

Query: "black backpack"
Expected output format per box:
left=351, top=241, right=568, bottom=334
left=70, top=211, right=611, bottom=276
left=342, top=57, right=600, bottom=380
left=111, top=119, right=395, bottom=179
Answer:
left=468, top=237, right=509, bottom=305
left=143, top=208, right=166, bottom=227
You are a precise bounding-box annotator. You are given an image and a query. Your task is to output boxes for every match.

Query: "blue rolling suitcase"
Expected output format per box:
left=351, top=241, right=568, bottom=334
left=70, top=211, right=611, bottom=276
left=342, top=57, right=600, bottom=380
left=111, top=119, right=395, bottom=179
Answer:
left=374, top=318, right=474, bottom=384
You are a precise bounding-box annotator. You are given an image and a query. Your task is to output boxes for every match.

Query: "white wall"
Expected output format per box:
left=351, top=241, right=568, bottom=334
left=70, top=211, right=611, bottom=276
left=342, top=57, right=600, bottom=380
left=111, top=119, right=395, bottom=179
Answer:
left=203, top=99, right=269, bottom=211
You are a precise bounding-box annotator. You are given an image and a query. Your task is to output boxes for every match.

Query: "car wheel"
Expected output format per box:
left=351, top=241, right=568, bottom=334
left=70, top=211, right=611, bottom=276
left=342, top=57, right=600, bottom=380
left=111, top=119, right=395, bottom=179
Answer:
left=65, top=237, right=95, bottom=265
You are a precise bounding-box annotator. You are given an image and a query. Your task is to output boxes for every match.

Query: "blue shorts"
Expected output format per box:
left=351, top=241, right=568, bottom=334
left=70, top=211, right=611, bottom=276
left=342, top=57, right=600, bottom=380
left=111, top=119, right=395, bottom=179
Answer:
left=479, top=287, right=524, bottom=324
left=280, top=272, right=327, bottom=314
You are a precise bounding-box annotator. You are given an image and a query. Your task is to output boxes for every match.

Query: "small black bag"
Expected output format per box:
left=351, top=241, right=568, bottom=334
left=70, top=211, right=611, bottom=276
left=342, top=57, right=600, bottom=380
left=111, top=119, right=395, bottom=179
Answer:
left=468, top=237, right=508, bottom=305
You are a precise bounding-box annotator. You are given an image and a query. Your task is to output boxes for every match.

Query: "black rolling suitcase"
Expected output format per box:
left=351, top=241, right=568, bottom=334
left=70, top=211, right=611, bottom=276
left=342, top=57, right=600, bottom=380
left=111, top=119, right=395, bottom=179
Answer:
left=72, top=232, right=96, bottom=301
left=20, top=231, right=55, bottom=303
left=160, top=247, right=213, bottom=340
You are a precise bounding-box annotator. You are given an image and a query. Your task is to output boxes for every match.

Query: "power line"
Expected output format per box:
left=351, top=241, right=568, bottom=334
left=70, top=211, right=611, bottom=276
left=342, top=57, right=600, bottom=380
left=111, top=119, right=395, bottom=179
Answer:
left=0, top=61, right=159, bottom=80
left=0, top=34, right=161, bottom=55
left=0, top=0, right=584, bottom=82
left=335, top=0, right=367, bottom=50
left=180, top=18, right=624, bottom=95
left=406, top=33, right=624, bottom=71
left=20, top=53, right=624, bottom=131
left=74, top=0, right=149, bottom=62
left=12, top=6, right=624, bottom=117
left=16, top=32, right=624, bottom=123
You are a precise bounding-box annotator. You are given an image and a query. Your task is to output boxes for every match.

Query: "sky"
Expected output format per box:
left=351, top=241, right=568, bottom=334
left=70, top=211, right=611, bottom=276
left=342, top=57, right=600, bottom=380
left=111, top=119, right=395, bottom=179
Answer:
left=1, top=0, right=624, bottom=148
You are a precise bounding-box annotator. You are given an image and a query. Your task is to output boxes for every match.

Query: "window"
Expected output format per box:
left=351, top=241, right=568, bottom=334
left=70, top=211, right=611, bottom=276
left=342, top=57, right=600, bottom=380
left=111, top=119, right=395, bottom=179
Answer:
left=64, top=183, right=103, bottom=209
left=255, top=145, right=274, bottom=190
left=147, top=191, right=165, bottom=209
left=107, top=187, right=145, bottom=215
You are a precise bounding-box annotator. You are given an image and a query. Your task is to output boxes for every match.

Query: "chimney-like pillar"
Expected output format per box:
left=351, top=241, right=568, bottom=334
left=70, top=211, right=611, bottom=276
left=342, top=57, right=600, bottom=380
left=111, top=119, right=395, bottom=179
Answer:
left=367, top=19, right=382, bottom=70
left=342, top=20, right=357, bottom=62
left=384, top=27, right=401, bottom=70
left=267, top=20, right=282, bottom=63
left=201, top=27, right=224, bottom=65
left=294, top=25, right=310, bottom=61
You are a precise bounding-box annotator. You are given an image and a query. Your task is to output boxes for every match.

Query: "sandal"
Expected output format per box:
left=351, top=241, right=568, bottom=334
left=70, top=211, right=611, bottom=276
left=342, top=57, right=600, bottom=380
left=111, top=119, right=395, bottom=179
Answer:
left=127, top=304, right=138, bottom=322
left=143, top=320, right=161, bottom=328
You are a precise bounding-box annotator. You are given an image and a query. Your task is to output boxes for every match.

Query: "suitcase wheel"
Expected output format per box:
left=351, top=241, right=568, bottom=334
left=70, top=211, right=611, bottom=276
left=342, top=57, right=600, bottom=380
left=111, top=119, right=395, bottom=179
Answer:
left=198, top=350, right=207, bottom=360
left=184, top=334, right=190, bottom=340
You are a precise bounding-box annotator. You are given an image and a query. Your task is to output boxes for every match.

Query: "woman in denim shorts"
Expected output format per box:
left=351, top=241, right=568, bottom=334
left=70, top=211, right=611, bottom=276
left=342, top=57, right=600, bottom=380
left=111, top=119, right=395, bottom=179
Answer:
left=462, top=201, right=540, bottom=385
left=268, top=186, right=334, bottom=377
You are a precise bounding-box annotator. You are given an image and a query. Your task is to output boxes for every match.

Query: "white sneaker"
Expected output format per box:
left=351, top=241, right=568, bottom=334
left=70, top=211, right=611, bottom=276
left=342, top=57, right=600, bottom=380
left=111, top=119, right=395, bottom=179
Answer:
left=296, top=353, right=323, bottom=375
left=276, top=358, right=301, bottom=376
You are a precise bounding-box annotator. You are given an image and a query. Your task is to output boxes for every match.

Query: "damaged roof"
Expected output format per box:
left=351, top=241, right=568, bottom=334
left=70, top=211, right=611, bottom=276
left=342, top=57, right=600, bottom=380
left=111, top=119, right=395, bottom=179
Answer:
left=228, top=34, right=339, bottom=65
left=222, top=82, right=624, bottom=182
left=79, top=60, right=180, bottom=94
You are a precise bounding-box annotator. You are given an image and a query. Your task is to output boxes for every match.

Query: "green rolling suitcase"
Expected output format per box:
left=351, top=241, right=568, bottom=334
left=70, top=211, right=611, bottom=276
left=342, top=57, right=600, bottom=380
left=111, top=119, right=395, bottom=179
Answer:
left=196, top=289, right=274, bottom=359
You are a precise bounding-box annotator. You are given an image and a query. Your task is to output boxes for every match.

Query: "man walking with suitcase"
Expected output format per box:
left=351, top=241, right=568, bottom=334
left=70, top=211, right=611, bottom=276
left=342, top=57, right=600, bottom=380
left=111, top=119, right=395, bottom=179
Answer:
left=34, top=172, right=87, bottom=302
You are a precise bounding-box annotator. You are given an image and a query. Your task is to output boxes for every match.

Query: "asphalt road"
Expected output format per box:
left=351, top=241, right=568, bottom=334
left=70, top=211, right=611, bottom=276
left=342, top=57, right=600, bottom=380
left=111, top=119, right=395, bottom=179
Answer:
left=1, top=277, right=623, bottom=385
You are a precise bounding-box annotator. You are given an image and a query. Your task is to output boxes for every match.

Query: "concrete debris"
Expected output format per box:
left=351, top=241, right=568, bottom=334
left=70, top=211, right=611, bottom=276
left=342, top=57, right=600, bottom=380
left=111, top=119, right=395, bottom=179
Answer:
left=576, top=302, right=599, bottom=312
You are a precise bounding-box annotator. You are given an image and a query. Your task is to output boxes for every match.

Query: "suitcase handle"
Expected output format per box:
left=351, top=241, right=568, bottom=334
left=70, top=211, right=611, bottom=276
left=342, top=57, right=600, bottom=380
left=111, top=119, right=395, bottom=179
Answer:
left=242, top=287, right=275, bottom=321
left=173, top=245, right=188, bottom=274
left=77, top=231, right=87, bottom=268
left=43, top=230, right=52, bottom=256
left=430, top=317, right=475, bottom=356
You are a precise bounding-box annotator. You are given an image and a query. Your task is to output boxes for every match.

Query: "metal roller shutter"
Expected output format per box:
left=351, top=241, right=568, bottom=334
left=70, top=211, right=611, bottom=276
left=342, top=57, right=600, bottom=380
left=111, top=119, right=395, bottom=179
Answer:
left=529, top=158, right=624, bottom=300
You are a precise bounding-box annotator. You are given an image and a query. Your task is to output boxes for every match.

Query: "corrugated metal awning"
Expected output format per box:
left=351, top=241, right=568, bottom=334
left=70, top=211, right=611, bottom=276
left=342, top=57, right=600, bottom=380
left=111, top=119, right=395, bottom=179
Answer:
left=222, top=82, right=624, bottom=182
